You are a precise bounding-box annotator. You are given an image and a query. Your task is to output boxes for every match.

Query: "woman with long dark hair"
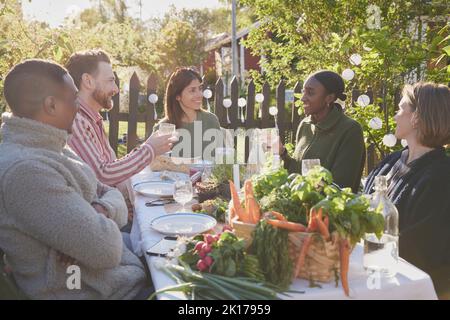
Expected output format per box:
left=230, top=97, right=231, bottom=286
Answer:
left=154, top=67, right=221, bottom=159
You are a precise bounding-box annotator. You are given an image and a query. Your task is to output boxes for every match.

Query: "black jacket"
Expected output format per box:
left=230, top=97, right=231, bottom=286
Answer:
left=364, top=147, right=450, bottom=295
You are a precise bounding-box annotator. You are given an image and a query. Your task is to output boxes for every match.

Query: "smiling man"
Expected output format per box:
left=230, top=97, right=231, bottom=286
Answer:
left=65, top=50, right=175, bottom=223
left=0, top=59, right=148, bottom=299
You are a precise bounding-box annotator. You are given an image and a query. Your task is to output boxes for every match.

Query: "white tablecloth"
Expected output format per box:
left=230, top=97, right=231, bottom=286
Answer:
left=130, top=168, right=438, bottom=300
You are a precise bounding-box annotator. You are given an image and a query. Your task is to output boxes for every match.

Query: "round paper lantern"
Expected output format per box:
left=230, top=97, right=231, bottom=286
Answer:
left=269, top=106, right=278, bottom=116
left=350, top=54, right=362, bottom=66
left=238, top=98, right=247, bottom=107
left=368, top=117, right=383, bottom=130
left=255, top=93, right=264, bottom=103
left=357, top=94, right=371, bottom=107
left=148, top=94, right=158, bottom=104
left=223, top=98, right=232, bottom=108
left=342, top=69, right=355, bottom=81
left=203, top=89, right=213, bottom=99
left=383, top=134, right=397, bottom=147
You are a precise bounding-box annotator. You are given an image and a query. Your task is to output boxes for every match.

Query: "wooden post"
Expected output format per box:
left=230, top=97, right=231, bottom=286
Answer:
left=127, top=72, right=140, bottom=153
left=261, top=82, right=271, bottom=128
left=291, top=81, right=303, bottom=144
left=109, top=72, right=120, bottom=154
left=245, top=80, right=256, bottom=162
left=229, top=76, right=239, bottom=130
left=276, top=80, right=286, bottom=144
left=214, top=77, right=226, bottom=127
left=146, top=73, right=158, bottom=138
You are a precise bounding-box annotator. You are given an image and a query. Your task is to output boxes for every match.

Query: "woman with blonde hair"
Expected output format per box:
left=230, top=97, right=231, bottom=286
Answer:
left=364, top=82, right=450, bottom=298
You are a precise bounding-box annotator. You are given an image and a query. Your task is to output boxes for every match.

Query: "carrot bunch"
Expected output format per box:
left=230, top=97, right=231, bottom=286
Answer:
left=264, top=206, right=351, bottom=297
left=308, top=207, right=350, bottom=297
left=228, top=180, right=261, bottom=224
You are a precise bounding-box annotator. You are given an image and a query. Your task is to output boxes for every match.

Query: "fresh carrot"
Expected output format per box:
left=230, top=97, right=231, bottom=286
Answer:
left=339, top=238, right=351, bottom=297
left=266, top=219, right=307, bottom=232
left=316, top=207, right=323, bottom=221
left=244, top=180, right=261, bottom=224
left=316, top=217, right=330, bottom=241
left=248, top=197, right=261, bottom=224
left=244, top=180, right=252, bottom=219
left=307, top=209, right=318, bottom=232
left=270, top=211, right=287, bottom=221
left=294, top=234, right=313, bottom=278
left=324, top=216, right=329, bottom=229
left=229, top=180, right=247, bottom=222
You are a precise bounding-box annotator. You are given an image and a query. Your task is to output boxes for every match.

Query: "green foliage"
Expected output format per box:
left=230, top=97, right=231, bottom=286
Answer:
left=240, top=0, right=449, bottom=156
left=0, top=1, right=240, bottom=114
left=251, top=167, right=289, bottom=199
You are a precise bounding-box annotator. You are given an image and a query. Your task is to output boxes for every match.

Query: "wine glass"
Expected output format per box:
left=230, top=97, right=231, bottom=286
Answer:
left=158, top=123, right=176, bottom=155
left=158, top=123, right=176, bottom=136
left=302, top=159, right=321, bottom=176
left=173, top=179, right=193, bottom=212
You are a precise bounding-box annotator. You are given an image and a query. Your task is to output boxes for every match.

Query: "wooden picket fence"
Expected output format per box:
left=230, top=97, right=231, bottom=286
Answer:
left=104, top=72, right=394, bottom=173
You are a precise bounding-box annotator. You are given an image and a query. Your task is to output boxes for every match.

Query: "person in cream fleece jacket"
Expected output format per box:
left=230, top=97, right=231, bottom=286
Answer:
left=0, top=59, right=147, bottom=299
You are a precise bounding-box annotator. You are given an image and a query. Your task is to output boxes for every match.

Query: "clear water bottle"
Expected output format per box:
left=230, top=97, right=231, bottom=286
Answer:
left=363, top=176, right=399, bottom=277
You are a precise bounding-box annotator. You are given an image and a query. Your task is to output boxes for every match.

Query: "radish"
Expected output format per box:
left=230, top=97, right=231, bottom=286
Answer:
left=204, top=255, right=213, bottom=267
left=222, top=225, right=233, bottom=232
left=204, top=234, right=215, bottom=244
left=196, top=260, right=208, bottom=272
left=194, top=241, right=205, bottom=252
left=202, top=243, right=212, bottom=254
left=198, top=250, right=206, bottom=259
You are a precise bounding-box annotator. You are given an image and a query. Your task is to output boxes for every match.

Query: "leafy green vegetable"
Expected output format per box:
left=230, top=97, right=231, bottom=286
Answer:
left=149, top=262, right=288, bottom=300
left=179, top=231, right=265, bottom=281
left=252, top=167, right=289, bottom=200
left=250, top=220, right=293, bottom=290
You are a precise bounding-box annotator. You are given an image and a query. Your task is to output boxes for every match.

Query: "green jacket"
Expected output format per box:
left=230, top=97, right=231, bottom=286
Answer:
left=284, top=106, right=365, bottom=193
left=153, top=109, right=221, bottom=159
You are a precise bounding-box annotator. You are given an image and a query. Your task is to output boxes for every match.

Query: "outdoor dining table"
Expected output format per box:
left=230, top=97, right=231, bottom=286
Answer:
left=129, top=167, right=438, bottom=300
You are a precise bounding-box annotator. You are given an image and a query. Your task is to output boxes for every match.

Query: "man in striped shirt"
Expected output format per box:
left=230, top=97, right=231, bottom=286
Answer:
left=65, top=50, right=174, bottom=222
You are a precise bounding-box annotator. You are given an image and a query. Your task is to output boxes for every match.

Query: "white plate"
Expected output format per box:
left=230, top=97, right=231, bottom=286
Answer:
left=150, top=213, right=217, bottom=236
left=133, top=181, right=174, bottom=198
left=136, top=171, right=189, bottom=182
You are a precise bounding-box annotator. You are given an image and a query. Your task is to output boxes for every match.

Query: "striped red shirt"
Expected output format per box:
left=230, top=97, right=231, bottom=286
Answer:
left=68, top=99, right=155, bottom=187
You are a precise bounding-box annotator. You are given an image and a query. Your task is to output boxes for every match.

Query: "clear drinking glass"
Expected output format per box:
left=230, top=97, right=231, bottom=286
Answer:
left=301, top=159, right=321, bottom=176
left=158, top=123, right=176, bottom=155
left=158, top=123, right=176, bottom=136
left=173, top=179, right=193, bottom=212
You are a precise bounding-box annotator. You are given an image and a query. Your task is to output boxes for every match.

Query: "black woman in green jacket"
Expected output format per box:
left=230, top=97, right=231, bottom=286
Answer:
left=280, top=70, right=365, bottom=193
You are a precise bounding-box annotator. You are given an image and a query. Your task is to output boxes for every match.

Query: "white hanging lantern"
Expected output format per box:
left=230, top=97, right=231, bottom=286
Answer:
left=255, top=93, right=264, bottom=103
left=203, top=89, right=213, bottom=99
left=269, top=106, right=278, bottom=116
left=349, top=54, right=362, bottom=66
left=342, top=69, right=355, bottom=81
left=223, top=98, right=232, bottom=108
left=368, top=117, right=383, bottom=130
left=357, top=94, right=371, bottom=107
left=238, top=98, right=247, bottom=107
left=223, top=98, right=232, bottom=124
left=148, top=94, right=159, bottom=120
left=383, top=134, right=397, bottom=147
left=148, top=94, right=158, bottom=104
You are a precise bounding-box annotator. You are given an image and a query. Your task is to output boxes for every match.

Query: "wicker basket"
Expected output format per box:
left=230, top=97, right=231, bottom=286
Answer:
left=288, top=231, right=340, bottom=283
left=230, top=217, right=256, bottom=248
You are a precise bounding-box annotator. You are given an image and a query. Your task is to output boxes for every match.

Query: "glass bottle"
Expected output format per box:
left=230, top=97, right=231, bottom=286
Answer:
left=363, top=176, right=399, bottom=277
